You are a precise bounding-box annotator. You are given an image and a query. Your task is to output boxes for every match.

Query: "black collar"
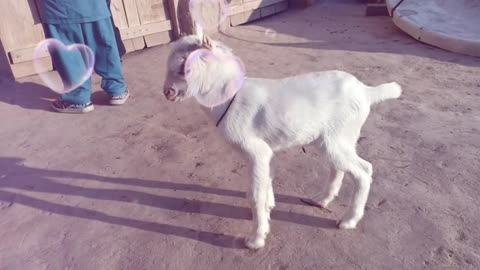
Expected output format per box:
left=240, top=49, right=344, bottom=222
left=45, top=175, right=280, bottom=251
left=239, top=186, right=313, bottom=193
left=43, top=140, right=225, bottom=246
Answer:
left=215, top=93, right=237, bottom=127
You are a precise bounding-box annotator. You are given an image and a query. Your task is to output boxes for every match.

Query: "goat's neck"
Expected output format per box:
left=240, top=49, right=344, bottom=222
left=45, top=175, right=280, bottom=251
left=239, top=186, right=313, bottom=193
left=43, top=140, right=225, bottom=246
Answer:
left=199, top=94, right=236, bottom=127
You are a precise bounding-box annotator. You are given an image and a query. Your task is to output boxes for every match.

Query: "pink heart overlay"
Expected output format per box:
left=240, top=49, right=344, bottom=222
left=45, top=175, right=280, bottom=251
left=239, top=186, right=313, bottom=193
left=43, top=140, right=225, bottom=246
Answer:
left=33, top=38, right=95, bottom=94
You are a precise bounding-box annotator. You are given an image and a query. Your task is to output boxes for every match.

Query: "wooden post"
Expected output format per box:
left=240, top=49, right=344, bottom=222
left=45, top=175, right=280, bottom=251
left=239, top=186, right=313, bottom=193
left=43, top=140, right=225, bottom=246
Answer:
left=167, top=0, right=182, bottom=38
left=168, top=0, right=230, bottom=36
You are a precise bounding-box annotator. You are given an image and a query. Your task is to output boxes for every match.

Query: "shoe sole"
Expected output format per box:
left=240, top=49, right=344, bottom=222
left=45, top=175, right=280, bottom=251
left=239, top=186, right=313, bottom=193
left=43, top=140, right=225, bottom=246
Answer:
left=51, top=104, right=95, bottom=114
left=109, top=91, right=130, bottom=105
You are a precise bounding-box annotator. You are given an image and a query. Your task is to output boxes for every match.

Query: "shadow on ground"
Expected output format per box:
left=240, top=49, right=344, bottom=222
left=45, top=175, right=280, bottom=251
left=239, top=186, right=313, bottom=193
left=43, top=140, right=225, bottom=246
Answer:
left=0, top=35, right=57, bottom=111
left=0, top=80, right=57, bottom=111
left=0, top=157, right=337, bottom=248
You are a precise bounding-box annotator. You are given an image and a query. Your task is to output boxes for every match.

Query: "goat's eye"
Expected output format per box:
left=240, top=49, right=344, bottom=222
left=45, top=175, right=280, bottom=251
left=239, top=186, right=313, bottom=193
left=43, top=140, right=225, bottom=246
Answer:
left=178, top=62, right=186, bottom=76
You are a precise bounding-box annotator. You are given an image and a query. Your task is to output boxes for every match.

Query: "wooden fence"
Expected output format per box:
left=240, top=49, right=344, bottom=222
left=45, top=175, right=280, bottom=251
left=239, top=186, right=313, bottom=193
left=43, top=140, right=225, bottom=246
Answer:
left=0, top=0, right=289, bottom=80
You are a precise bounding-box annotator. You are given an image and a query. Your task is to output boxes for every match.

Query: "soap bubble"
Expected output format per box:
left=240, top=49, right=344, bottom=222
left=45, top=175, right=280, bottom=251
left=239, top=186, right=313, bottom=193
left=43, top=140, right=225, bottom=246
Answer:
left=265, top=28, right=277, bottom=38
left=189, top=0, right=230, bottom=31
left=184, top=48, right=246, bottom=107
left=33, top=38, right=95, bottom=94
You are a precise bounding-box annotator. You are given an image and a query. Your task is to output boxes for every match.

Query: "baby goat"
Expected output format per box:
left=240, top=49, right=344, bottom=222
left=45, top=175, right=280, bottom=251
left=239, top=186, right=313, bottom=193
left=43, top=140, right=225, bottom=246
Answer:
left=163, top=32, right=402, bottom=250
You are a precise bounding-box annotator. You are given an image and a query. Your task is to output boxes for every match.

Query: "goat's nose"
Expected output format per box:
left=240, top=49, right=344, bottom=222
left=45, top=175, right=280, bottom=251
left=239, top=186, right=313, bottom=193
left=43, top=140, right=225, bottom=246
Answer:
left=164, top=88, right=176, bottom=100
left=164, top=88, right=174, bottom=96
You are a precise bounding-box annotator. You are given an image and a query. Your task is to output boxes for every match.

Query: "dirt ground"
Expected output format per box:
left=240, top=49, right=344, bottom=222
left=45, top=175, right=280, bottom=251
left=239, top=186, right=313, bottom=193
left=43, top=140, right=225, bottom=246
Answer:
left=1, top=1, right=479, bottom=269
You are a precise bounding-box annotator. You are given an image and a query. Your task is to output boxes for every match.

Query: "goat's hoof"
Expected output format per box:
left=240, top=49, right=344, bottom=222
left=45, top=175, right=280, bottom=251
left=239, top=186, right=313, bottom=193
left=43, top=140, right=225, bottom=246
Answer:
left=300, top=198, right=332, bottom=213
left=338, top=219, right=357, bottom=230
left=318, top=199, right=332, bottom=208
left=244, top=236, right=266, bottom=250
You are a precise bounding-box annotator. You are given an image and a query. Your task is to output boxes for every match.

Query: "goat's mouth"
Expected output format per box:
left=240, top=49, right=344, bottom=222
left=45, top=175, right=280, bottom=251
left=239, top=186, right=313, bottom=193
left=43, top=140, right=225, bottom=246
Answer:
left=164, top=89, right=183, bottom=102
left=166, top=94, right=178, bottom=102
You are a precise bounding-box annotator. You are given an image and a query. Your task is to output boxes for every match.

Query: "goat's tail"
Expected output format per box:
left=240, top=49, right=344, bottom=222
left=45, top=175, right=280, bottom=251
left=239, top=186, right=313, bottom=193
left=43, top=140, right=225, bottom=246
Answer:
left=366, top=82, right=402, bottom=105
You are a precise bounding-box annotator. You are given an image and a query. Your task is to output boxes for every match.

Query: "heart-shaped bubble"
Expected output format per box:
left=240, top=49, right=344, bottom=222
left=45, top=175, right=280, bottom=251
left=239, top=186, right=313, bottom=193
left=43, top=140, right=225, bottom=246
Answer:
left=33, top=38, right=95, bottom=94
left=189, top=0, right=230, bottom=31
left=184, top=49, right=246, bottom=107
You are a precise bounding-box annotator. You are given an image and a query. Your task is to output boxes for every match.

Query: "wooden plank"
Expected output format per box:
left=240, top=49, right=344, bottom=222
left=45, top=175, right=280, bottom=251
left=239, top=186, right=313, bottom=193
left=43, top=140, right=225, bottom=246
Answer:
left=123, top=0, right=142, bottom=26
left=8, top=0, right=174, bottom=70
left=120, top=20, right=172, bottom=39
left=136, top=0, right=170, bottom=24
left=229, top=1, right=288, bottom=26
left=229, top=0, right=285, bottom=15
left=110, top=0, right=130, bottom=29
left=125, top=0, right=173, bottom=50
left=144, top=31, right=172, bottom=47
left=0, top=0, right=44, bottom=52
left=9, top=46, right=47, bottom=64
left=122, top=39, right=137, bottom=53
left=0, top=0, right=47, bottom=79
left=132, top=37, right=146, bottom=50
left=230, top=9, right=261, bottom=26
left=7, top=23, right=166, bottom=64
left=11, top=56, right=51, bottom=79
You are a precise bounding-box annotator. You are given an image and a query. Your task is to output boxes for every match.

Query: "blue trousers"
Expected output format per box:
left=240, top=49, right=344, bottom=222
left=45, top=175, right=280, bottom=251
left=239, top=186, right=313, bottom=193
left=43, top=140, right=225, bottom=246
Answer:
left=43, top=17, right=127, bottom=104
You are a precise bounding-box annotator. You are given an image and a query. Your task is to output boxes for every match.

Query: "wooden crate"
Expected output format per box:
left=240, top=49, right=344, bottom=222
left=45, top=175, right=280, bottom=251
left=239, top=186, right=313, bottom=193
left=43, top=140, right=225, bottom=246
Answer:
left=0, top=0, right=295, bottom=79
left=0, top=0, right=49, bottom=79
left=229, top=0, right=289, bottom=26
left=0, top=0, right=174, bottom=79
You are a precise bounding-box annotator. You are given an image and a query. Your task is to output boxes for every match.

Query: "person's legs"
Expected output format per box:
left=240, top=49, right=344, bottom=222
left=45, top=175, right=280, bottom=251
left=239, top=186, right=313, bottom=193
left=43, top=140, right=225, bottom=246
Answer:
left=82, top=17, right=129, bottom=105
left=43, top=23, right=94, bottom=113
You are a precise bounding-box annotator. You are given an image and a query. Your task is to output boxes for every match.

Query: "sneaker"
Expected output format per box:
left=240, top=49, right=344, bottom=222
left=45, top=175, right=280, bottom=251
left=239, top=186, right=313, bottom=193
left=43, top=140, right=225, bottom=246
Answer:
left=109, top=88, right=130, bottom=105
left=51, top=100, right=94, bottom=114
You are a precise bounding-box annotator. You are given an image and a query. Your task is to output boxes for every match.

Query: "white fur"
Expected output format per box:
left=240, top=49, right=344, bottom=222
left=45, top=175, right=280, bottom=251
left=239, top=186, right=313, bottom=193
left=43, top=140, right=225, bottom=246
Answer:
left=163, top=33, right=402, bottom=250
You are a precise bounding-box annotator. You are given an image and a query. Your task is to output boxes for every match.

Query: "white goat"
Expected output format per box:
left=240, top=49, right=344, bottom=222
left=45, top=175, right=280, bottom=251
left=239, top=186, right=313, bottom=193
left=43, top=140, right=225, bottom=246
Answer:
left=163, top=31, right=402, bottom=250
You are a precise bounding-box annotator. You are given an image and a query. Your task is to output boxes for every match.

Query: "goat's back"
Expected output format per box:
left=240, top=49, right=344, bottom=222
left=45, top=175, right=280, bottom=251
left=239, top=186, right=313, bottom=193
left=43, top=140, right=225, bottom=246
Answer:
left=224, top=71, right=373, bottom=150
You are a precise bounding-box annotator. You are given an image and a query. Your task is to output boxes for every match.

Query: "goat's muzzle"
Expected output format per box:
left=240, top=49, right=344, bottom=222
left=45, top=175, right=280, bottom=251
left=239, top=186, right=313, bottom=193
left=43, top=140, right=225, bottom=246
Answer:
left=164, top=88, right=177, bottom=102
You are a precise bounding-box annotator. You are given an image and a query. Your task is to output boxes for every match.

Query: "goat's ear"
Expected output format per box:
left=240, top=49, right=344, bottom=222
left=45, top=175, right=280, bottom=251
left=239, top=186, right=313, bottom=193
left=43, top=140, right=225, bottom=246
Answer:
left=184, top=48, right=217, bottom=81
left=195, top=23, right=204, bottom=39
left=201, top=35, right=214, bottom=50
left=179, top=55, right=187, bottom=74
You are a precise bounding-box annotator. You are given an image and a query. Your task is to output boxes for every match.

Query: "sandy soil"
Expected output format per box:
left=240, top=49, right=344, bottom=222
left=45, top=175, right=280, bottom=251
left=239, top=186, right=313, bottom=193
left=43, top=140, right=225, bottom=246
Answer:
left=1, top=1, right=479, bottom=269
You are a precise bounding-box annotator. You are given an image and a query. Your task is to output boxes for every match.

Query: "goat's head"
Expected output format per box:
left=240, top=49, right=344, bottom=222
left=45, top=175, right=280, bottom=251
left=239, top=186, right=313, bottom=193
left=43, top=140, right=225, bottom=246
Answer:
left=163, top=32, right=245, bottom=107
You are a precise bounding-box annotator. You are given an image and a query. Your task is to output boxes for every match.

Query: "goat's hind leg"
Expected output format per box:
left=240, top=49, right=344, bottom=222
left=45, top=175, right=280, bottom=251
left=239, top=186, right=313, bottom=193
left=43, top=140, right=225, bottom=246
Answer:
left=309, top=166, right=345, bottom=209
left=326, top=142, right=373, bottom=229
left=303, top=140, right=345, bottom=210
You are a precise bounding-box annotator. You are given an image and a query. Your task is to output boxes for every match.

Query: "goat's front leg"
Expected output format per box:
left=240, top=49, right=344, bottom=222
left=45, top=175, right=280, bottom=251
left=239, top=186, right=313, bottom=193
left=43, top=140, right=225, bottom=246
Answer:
left=244, top=143, right=273, bottom=250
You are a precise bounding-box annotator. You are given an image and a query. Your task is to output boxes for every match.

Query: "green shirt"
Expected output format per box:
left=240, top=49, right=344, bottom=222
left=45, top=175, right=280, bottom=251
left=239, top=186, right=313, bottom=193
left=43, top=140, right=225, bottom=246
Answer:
left=37, top=0, right=111, bottom=24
